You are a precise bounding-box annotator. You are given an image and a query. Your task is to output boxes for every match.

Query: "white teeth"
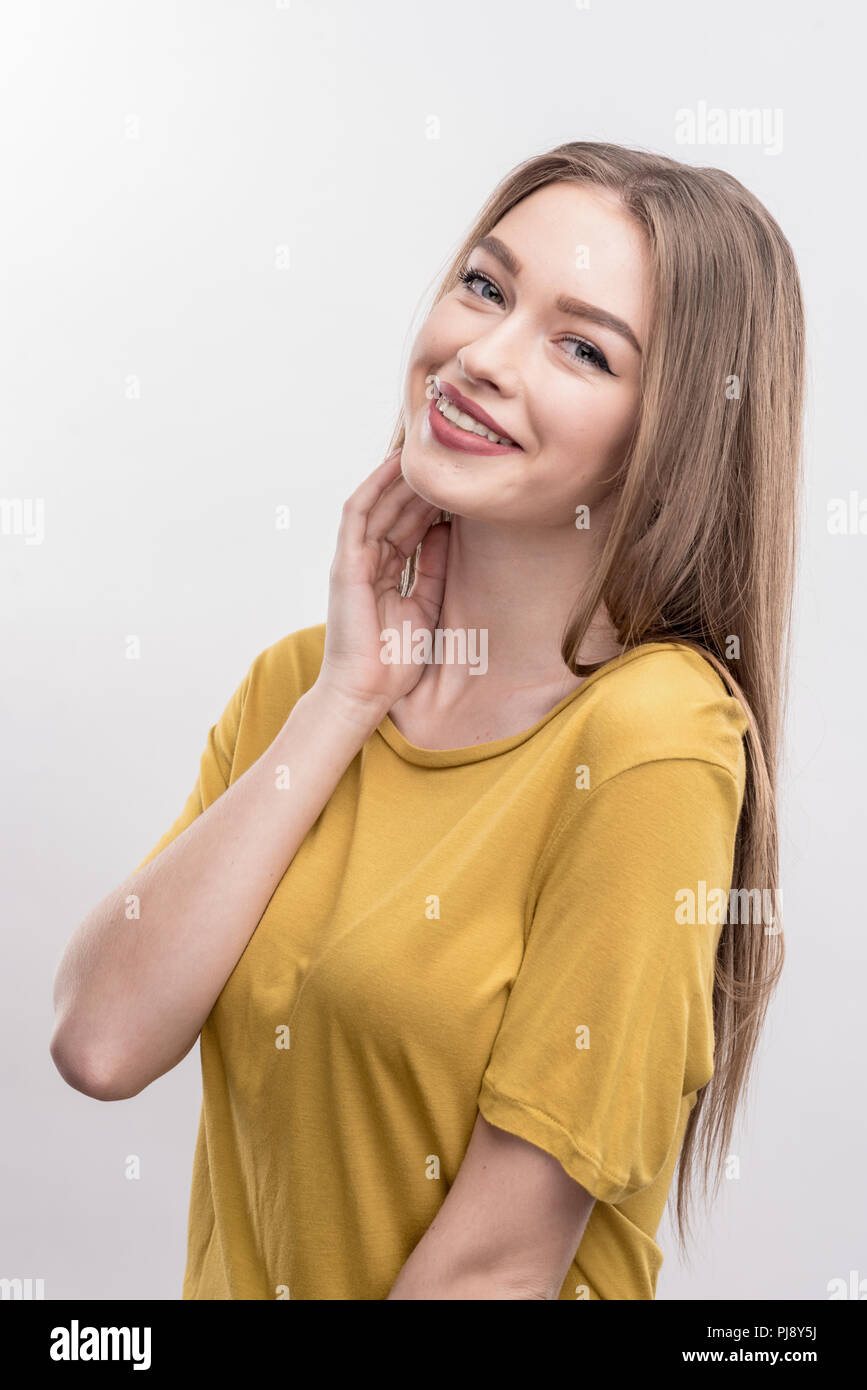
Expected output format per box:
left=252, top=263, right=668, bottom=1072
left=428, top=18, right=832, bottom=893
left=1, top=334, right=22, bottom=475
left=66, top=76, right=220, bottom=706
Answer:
left=434, top=395, right=513, bottom=445
left=424, top=373, right=515, bottom=445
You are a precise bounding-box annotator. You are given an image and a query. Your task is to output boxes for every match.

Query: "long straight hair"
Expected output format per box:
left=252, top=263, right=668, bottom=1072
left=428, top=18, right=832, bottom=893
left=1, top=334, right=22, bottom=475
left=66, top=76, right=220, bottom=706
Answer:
left=388, top=143, right=805, bottom=1252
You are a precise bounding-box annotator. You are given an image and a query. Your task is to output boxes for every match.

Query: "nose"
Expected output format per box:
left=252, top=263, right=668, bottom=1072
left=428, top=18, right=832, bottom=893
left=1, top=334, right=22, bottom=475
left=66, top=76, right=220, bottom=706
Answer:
left=456, top=340, right=521, bottom=399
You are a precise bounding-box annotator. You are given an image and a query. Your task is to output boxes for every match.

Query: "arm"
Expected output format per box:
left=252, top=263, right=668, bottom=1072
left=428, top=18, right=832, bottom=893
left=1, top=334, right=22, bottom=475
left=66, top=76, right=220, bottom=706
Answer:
left=386, top=1111, right=596, bottom=1300
left=49, top=680, right=387, bottom=1102
left=50, top=451, right=448, bottom=1103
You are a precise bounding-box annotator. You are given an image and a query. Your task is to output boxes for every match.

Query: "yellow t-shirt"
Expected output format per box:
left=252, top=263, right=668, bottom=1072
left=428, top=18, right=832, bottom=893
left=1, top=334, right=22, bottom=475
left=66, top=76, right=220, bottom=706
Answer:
left=132, top=622, right=748, bottom=1301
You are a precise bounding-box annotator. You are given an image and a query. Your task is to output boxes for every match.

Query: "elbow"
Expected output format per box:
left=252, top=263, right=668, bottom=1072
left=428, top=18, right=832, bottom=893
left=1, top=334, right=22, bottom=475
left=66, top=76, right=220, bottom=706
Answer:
left=49, top=1028, right=143, bottom=1102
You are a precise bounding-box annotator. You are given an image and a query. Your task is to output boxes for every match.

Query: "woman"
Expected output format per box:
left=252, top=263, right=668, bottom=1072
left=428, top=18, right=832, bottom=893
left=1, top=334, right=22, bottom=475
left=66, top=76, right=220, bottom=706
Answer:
left=50, top=142, right=804, bottom=1300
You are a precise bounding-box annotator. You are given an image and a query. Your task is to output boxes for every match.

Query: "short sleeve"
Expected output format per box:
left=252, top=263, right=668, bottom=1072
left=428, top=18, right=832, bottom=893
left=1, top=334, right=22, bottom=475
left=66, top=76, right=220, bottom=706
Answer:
left=129, top=670, right=250, bottom=875
left=477, top=757, right=745, bottom=1205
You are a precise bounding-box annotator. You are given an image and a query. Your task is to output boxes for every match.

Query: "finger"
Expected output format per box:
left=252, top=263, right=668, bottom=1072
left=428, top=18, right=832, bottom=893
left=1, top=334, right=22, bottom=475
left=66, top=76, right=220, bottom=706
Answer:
left=337, top=451, right=404, bottom=552
left=372, top=505, right=442, bottom=596
left=407, top=517, right=450, bottom=619
left=371, top=504, right=444, bottom=598
left=363, top=472, right=437, bottom=547
left=379, top=498, right=443, bottom=557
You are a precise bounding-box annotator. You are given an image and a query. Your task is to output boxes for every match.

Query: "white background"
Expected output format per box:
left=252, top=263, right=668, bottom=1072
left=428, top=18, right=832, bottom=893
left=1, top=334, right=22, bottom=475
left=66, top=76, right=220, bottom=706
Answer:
left=2, top=0, right=863, bottom=1300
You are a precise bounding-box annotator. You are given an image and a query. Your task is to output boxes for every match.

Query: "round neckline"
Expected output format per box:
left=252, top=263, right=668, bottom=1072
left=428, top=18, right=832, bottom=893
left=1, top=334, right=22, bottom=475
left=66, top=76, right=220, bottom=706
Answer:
left=374, top=641, right=678, bottom=767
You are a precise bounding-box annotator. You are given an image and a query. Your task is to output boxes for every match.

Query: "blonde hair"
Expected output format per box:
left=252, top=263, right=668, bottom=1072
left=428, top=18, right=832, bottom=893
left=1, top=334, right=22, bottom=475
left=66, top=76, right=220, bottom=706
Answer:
left=389, top=142, right=805, bottom=1253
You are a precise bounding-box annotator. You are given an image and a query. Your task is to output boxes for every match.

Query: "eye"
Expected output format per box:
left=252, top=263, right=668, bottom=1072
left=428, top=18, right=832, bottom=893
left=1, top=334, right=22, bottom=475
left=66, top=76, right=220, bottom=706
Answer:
left=456, top=264, right=614, bottom=376
left=457, top=265, right=504, bottom=305
left=560, top=335, right=613, bottom=375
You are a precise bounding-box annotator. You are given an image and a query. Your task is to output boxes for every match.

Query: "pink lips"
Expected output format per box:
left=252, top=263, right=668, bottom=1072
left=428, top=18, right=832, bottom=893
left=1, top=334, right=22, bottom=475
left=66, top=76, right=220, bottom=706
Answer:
left=427, top=378, right=522, bottom=456
left=427, top=398, right=521, bottom=456
left=436, top=378, right=519, bottom=444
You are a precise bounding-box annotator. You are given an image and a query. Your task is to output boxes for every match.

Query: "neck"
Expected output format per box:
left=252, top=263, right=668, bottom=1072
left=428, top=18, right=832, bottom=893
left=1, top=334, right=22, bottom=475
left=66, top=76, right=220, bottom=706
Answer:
left=407, top=507, right=623, bottom=709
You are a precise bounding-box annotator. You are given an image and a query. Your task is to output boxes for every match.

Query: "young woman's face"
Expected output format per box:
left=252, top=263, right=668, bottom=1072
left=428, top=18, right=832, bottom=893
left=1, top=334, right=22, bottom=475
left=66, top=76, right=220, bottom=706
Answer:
left=401, top=181, right=652, bottom=526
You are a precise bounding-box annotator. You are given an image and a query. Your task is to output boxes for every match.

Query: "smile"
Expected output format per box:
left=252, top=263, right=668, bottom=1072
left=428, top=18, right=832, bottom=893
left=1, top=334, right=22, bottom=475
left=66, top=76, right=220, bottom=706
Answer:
left=424, top=375, right=522, bottom=456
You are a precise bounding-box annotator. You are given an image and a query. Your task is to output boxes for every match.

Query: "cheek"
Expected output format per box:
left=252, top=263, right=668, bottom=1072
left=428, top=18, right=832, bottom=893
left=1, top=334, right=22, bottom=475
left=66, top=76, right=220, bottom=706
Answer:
left=608, top=387, right=641, bottom=456
left=549, top=383, right=639, bottom=458
left=408, top=305, right=458, bottom=371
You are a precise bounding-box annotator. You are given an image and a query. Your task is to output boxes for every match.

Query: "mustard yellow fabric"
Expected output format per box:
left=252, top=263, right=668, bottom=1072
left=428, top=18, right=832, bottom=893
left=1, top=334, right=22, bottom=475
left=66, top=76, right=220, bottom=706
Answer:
left=132, top=623, right=748, bottom=1300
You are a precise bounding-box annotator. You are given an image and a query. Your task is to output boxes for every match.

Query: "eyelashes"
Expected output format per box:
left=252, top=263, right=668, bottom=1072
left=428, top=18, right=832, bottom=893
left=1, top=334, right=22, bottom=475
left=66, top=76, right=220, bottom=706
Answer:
left=457, top=266, right=503, bottom=300
left=559, top=332, right=614, bottom=375
left=456, top=265, right=614, bottom=376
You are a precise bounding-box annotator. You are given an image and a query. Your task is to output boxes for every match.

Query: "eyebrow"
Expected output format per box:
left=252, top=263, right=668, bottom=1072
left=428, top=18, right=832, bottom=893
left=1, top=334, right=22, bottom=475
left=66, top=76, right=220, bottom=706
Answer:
left=471, top=235, right=642, bottom=356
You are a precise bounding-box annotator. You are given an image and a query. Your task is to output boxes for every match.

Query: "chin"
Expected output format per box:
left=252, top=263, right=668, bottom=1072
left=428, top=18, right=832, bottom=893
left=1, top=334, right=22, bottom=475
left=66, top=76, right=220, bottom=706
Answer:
left=400, top=405, right=522, bottom=521
left=399, top=437, right=459, bottom=514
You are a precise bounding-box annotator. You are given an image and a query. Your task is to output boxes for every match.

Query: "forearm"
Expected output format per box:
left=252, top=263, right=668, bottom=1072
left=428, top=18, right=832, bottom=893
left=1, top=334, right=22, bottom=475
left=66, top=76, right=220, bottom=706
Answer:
left=387, top=1268, right=548, bottom=1300
left=50, top=679, right=386, bottom=1099
left=386, top=1226, right=551, bottom=1301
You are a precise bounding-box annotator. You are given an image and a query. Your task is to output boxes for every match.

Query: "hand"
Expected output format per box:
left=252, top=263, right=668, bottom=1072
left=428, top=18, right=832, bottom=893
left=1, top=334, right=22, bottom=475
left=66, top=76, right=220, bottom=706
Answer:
left=316, top=450, right=450, bottom=717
